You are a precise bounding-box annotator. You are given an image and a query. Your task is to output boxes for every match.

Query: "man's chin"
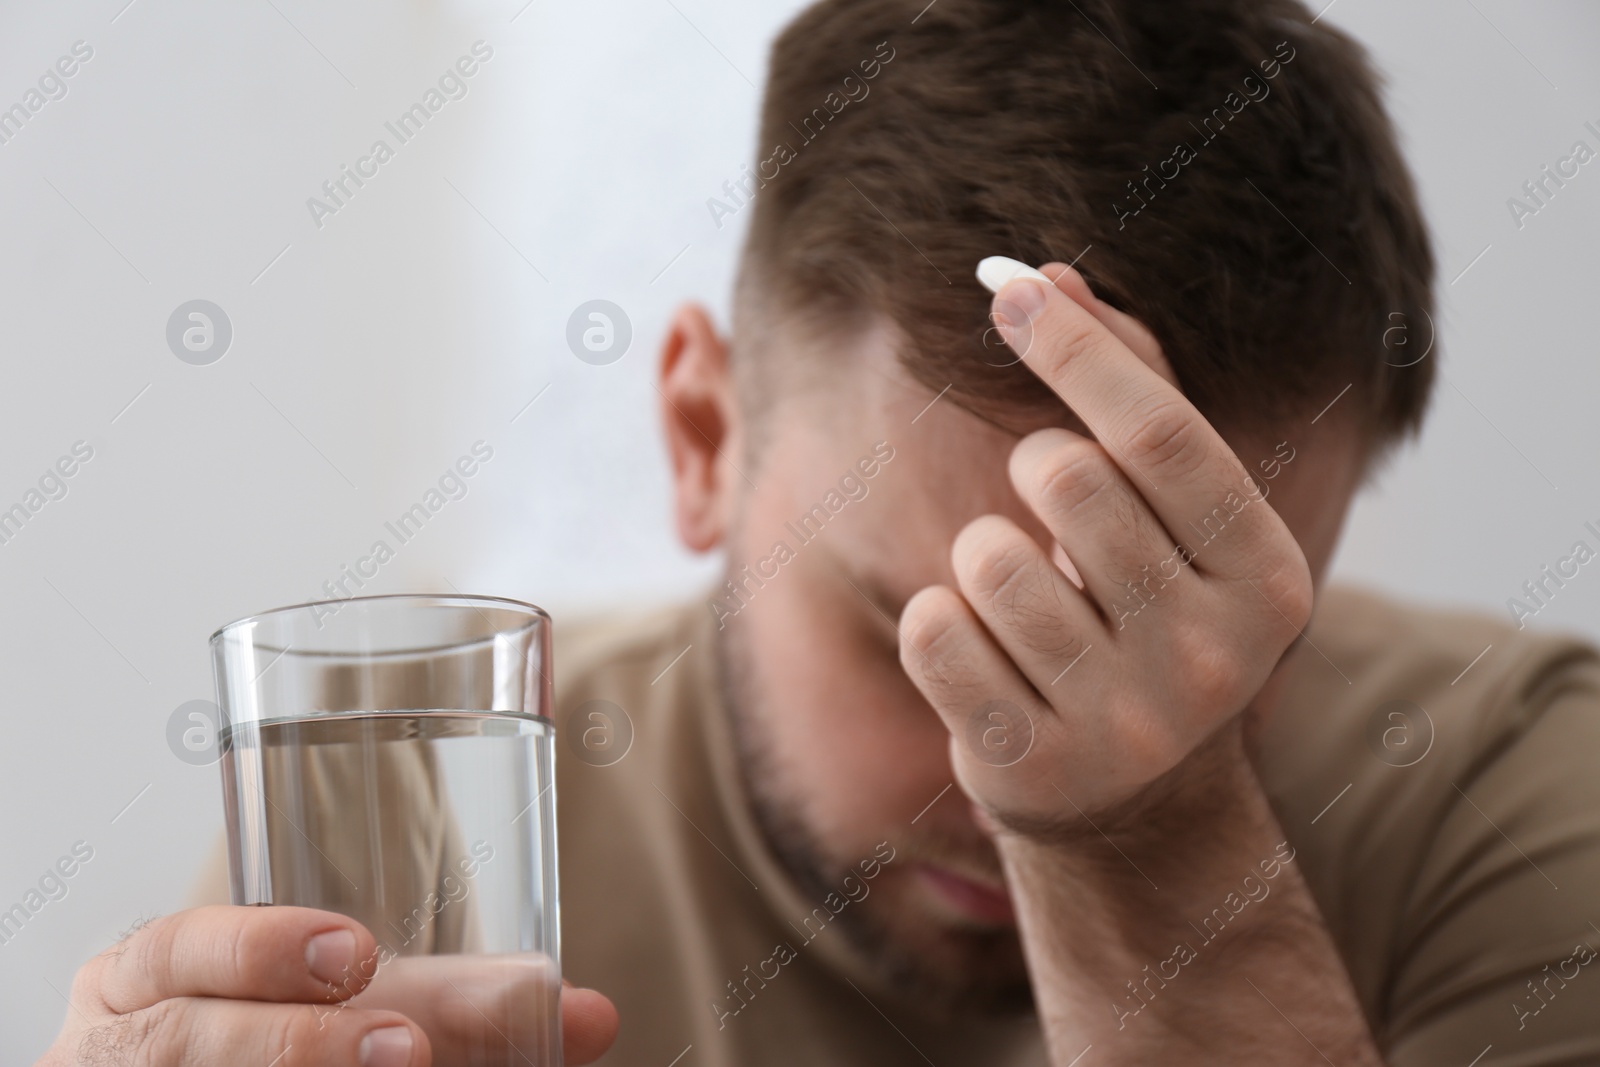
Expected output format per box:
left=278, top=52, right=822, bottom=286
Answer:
left=713, top=617, right=1032, bottom=1013
left=843, top=869, right=1033, bottom=1015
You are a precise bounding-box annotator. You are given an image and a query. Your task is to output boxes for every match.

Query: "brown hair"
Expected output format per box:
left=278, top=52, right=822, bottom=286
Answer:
left=732, top=0, right=1435, bottom=454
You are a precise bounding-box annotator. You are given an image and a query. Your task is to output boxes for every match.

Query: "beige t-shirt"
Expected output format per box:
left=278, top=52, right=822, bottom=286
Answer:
left=191, top=584, right=1600, bottom=1065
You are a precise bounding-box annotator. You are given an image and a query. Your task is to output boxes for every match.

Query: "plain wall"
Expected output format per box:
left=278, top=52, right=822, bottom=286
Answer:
left=1, top=0, right=1596, bottom=1058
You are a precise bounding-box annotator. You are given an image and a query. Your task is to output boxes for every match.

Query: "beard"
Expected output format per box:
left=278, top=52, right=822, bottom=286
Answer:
left=712, top=574, right=1034, bottom=1016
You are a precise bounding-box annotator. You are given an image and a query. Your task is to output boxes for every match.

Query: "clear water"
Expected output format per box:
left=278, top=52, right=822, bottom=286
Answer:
left=220, top=710, right=561, bottom=1065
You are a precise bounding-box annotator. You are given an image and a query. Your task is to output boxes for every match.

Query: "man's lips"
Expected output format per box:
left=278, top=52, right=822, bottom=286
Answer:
left=915, top=863, right=1016, bottom=925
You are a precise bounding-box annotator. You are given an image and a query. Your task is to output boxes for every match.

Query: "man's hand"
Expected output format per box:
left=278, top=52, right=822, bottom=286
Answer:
left=36, top=905, right=619, bottom=1066
left=900, top=259, right=1312, bottom=829
left=898, top=259, right=1380, bottom=1066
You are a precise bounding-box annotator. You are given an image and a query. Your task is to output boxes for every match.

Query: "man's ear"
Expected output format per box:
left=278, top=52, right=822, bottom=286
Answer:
left=658, top=302, right=740, bottom=553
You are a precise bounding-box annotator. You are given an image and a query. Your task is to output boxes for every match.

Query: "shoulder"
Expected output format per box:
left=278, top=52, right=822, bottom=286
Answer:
left=552, top=596, right=711, bottom=709
left=1304, top=582, right=1596, bottom=698
left=1296, top=584, right=1600, bottom=777
left=1262, top=581, right=1600, bottom=830
left=1261, top=583, right=1600, bottom=1044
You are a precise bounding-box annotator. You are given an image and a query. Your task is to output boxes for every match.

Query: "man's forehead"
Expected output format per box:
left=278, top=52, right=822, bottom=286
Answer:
left=751, top=318, right=1095, bottom=617
left=803, top=435, right=1051, bottom=624
left=773, top=310, right=1097, bottom=440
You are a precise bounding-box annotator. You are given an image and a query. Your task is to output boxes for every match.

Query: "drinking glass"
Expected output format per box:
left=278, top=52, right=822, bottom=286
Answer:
left=210, top=593, right=561, bottom=1066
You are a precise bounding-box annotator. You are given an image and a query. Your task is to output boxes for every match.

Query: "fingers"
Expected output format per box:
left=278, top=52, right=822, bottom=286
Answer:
left=85, top=913, right=613, bottom=1066
left=1007, top=427, right=1190, bottom=623
left=563, top=985, right=622, bottom=1064
left=1037, top=262, right=1174, bottom=385
left=991, top=270, right=1295, bottom=587
left=946, top=515, right=1104, bottom=695
left=78, top=997, right=429, bottom=1067
left=353, top=953, right=617, bottom=1065
left=899, top=584, right=1067, bottom=819
left=900, top=582, right=1051, bottom=702
left=94, top=906, right=380, bottom=1014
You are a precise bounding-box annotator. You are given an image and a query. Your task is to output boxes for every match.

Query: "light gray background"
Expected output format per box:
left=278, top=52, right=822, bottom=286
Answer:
left=1, top=0, right=1596, bottom=1058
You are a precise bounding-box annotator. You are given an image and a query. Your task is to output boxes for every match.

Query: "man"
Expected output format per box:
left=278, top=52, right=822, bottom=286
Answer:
left=39, top=0, right=1600, bottom=1064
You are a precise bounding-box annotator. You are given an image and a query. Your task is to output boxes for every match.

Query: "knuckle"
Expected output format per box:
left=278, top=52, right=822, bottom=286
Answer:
left=1006, top=599, right=1078, bottom=662
left=1259, top=556, right=1315, bottom=632
left=1121, top=712, right=1186, bottom=776
left=1123, top=401, right=1202, bottom=476
left=959, top=533, right=1037, bottom=609
left=114, top=916, right=177, bottom=1003
left=277, top=1002, right=340, bottom=1060
left=120, top=1000, right=190, bottom=1067
left=1034, top=447, right=1116, bottom=519
left=223, top=909, right=276, bottom=990
left=900, top=590, right=968, bottom=669
left=899, top=591, right=989, bottom=696
left=967, top=545, right=1082, bottom=660
left=109, top=915, right=160, bottom=962
left=77, top=1013, right=138, bottom=1067
left=69, top=953, right=108, bottom=1005
left=1109, top=553, right=1175, bottom=608
left=1172, top=624, right=1245, bottom=708
left=1044, top=309, right=1102, bottom=371
left=1036, top=625, right=1088, bottom=669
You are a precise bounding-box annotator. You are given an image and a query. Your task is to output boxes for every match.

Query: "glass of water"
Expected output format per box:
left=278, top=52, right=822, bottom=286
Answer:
left=210, top=594, right=561, bottom=1066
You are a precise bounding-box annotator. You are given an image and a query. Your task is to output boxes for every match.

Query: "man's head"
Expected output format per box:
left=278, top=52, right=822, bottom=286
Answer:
left=657, top=0, right=1434, bottom=1013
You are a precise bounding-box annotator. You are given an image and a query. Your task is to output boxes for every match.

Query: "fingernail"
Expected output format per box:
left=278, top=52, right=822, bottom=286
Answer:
left=1000, top=278, right=1048, bottom=321
left=360, top=1026, right=415, bottom=1067
left=305, top=929, right=357, bottom=984
left=975, top=255, right=1051, bottom=293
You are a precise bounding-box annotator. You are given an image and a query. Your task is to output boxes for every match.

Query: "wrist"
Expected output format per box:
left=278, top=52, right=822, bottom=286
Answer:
left=992, top=716, right=1269, bottom=860
left=989, top=717, right=1377, bottom=1063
